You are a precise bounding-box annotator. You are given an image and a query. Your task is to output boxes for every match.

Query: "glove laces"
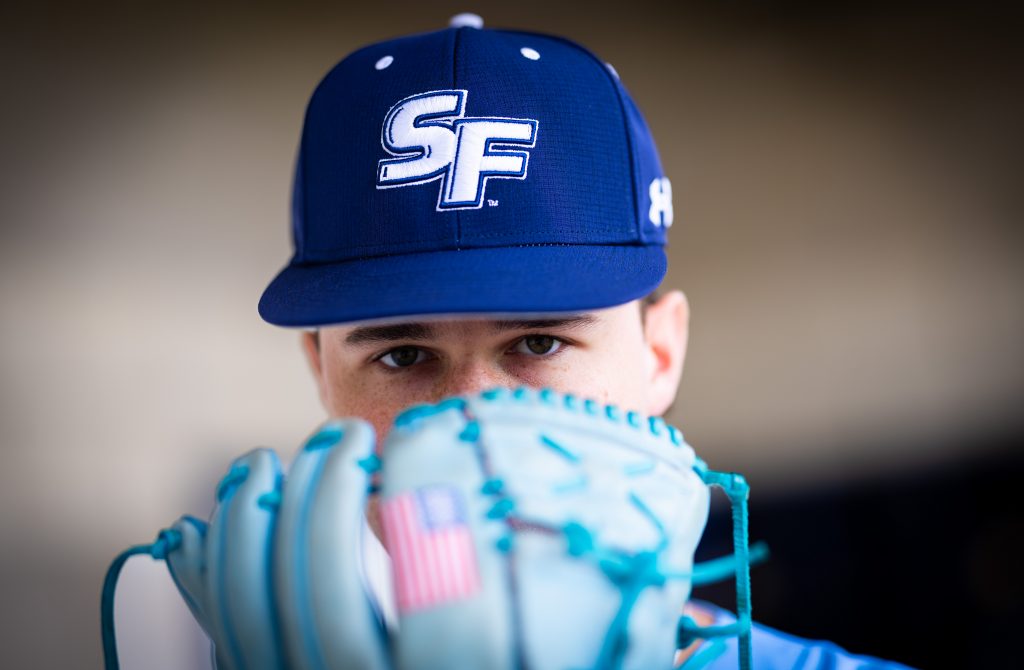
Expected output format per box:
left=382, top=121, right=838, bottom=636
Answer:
left=677, top=460, right=757, bottom=670
left=100, top=529, right=183, bottom=670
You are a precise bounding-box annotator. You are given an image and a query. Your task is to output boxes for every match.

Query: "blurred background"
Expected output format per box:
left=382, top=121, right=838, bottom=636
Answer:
left=1, top=1, right=1021, bottom=667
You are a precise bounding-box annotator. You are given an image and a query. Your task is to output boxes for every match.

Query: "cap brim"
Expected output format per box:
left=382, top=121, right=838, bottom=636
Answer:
left=258, top=245, right=666, bottom=327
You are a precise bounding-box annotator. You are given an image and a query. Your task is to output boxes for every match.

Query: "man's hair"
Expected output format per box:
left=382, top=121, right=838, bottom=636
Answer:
left=641, top=290, right=660, bottom=321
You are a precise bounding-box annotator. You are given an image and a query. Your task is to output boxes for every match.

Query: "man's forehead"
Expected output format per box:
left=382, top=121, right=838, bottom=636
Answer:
left=340, top=315, right=598, bottom=345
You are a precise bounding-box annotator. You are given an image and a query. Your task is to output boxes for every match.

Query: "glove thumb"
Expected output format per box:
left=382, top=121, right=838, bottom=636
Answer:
left=163, top=515, right=214, bottom=638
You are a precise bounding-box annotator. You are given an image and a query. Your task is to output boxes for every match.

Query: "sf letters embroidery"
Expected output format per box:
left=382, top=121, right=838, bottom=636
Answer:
left=377, top=90, right=539, bottom=211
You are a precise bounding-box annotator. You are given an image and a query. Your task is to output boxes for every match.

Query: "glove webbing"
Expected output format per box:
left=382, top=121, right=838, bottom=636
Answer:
left=460, top=408, right=678, bottom=670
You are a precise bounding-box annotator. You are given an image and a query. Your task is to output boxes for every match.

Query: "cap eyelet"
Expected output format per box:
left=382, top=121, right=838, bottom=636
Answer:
left=520, top=47, right=541, bottom=61
left=374, top=55, right=394, bottom=71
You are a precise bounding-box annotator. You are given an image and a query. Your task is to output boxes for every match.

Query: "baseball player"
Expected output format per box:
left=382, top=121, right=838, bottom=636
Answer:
left=103, top=13, right=915, bottom=670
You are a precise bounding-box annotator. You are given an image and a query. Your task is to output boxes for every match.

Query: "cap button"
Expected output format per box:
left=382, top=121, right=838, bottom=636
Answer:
left=449, top=13, right=484, bottom=29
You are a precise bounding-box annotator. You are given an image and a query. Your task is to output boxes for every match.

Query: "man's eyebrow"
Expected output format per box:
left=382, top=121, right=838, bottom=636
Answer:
left=492, top=315, right=596, bottom=332
left=342, top=315, right=596, bottom=345
left=344, top=323, right=434, bottom=344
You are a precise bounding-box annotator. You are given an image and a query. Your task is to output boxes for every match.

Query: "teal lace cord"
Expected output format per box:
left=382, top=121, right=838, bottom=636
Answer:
left=680, top=463, right=754, bottom=670
left=692, top=542, right=769, bottom=587
left=101, top=529, right=182, bottom=670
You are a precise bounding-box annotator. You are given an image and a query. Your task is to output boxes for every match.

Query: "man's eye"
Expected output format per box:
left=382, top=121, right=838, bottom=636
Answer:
left=378, top=346, right=428, bottom=368
left=515, top=335, right=563, bottom=356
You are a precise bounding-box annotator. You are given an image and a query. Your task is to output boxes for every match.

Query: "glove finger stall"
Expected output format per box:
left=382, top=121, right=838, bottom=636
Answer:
left=382, top=403, right=516, bottom=670
left=306, top=419, right=390, bottom=670
left=205, top=448, right=285, bottom=670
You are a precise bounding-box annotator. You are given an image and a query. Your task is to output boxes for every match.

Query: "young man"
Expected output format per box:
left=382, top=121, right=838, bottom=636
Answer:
left=255, top=13, right=913, bottom=669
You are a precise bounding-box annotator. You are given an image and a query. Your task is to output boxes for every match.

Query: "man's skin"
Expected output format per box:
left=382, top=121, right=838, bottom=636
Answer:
left=298, top=290, right=713, bottom=660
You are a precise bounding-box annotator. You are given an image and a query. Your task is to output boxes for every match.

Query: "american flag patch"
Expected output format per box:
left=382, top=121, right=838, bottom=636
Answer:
left=381, top=485, right=482, bottom=613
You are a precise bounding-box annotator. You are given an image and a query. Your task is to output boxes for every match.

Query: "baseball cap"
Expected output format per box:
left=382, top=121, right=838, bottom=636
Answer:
left=259, top=13, right=674, bottom=327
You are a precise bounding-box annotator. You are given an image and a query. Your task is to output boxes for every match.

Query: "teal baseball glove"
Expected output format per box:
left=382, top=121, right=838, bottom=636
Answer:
left=102, top=387, right=758, bottom=669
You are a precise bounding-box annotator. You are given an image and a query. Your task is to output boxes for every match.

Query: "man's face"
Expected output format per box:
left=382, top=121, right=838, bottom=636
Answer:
left=300, top=292, right=688, bottom=538
left=301, top=295, right=689, bottom=446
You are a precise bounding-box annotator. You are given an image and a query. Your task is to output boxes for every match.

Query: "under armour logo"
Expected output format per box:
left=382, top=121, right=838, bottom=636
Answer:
left=376, top=90, right=539, bottom=211
left=648, top=177, right=673, bottom=227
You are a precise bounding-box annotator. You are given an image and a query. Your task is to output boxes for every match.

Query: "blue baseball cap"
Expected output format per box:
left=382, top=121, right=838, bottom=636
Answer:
left=259, top=14, right=674, bottom=327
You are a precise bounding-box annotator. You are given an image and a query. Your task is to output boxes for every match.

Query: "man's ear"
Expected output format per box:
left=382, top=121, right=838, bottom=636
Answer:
left=643, top=290, right=690, bottom=416
left=300, top=330, right=330, bottom=411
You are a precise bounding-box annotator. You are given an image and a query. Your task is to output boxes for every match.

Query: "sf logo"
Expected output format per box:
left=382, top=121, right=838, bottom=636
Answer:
left=376, top=90, right=539, bottom=211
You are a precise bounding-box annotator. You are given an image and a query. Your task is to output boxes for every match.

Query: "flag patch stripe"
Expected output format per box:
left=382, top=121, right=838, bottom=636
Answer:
left=382, top=485, right=481, bottom=612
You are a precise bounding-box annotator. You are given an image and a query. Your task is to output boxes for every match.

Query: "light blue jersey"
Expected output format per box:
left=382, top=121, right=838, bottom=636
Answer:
left=681, top=601, right=917, bottom=670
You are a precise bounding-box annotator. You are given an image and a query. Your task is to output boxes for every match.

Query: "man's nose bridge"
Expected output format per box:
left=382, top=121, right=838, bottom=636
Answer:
left=440, top=358, right=508, bottom=396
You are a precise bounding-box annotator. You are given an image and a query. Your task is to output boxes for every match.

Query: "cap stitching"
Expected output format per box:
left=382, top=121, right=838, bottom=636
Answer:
left=290, top=241, right=660, bottom=268
left=306, top=225, right=636, bottom=256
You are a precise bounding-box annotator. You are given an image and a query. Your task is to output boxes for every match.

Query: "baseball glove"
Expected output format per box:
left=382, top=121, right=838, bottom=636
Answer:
left=102, top=387, right=756, bottom=669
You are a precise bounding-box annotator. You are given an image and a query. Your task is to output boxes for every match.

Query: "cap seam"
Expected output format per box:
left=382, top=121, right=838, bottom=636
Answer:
left=294, top=106, right=313, bottom=263
left=290, top=241, right=662, bottom=268
left=307, top=228, right=641, bottom=256
left=523, top=32, right=640, bottom=241
left=452, top=27, right=463, bottom=249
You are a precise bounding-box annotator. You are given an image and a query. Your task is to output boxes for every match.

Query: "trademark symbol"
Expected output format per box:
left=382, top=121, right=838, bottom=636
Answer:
left=488, top=199, right=499, bottom=207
